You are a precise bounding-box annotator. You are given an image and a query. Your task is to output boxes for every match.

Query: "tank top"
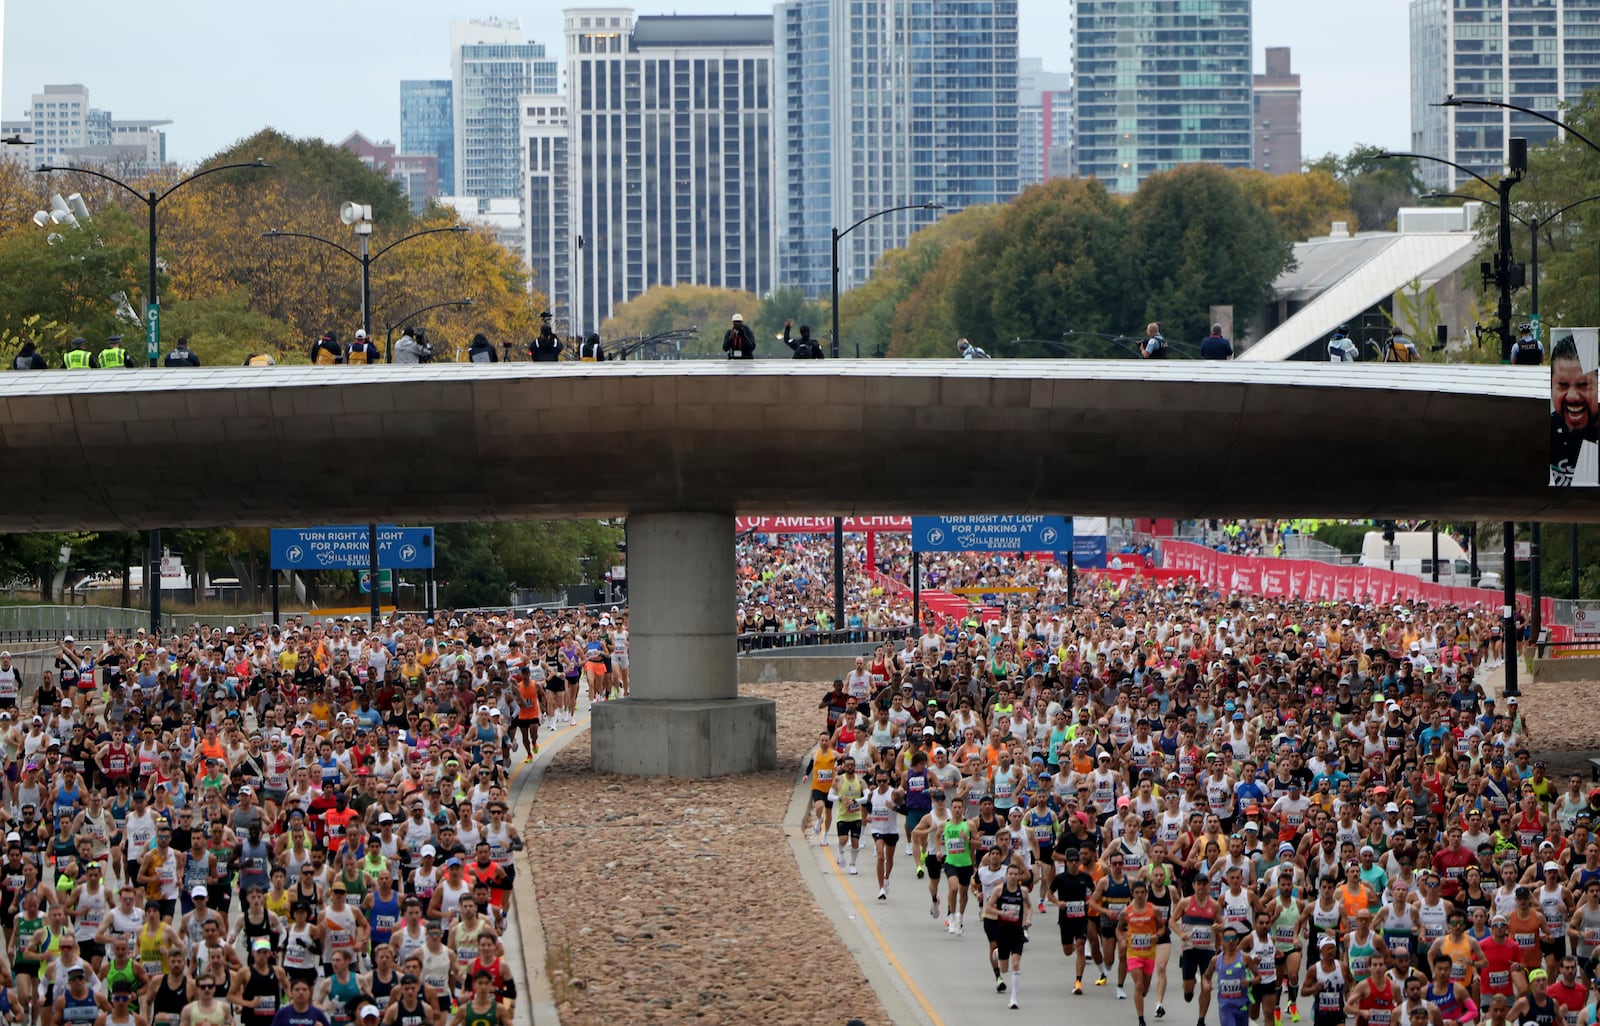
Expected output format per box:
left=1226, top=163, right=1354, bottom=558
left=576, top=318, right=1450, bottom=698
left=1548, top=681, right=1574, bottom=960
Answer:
left=60, top=988, right=98, bottom=1026
left=153, top=973, right=187, bottom=1018
left=105, top=957, right=138, bottom=993
left=1362, top=973, right=1397, bottom=1026
left=1348, top=932, right=1377, bottom=982
left=1183, top=895, right=1217, bottom=951
left=462, top=1001, right=499, bottom=1026
left=1102, top=874, right=1133, bottom=922
left=282, top=923, right=318, bottom=971
left=325, top=972, right=362, bottom=1026
left=1314, top=960, right=1348, bottom=1018
left=996, top=884, right=1026, bottom=926
left=1439, top=932, right=1475, bottom=983
left=1215, top=950, right=1249, bottom=1004
left=1124, top=903, right=1160, bottom=957
left=137, top=922, right=166, bottom=975
left=942, top=820, right=972, bottom=868
left=243, top=966, right=280, bottom=1022
left=368, top=969, right=398, bottom=1011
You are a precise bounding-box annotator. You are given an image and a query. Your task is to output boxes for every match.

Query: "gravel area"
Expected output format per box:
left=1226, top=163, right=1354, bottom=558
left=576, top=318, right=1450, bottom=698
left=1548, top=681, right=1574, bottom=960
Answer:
left=524, top=682, right=893, bottom=1026
left=1520, top=677, right=1600, bottom=760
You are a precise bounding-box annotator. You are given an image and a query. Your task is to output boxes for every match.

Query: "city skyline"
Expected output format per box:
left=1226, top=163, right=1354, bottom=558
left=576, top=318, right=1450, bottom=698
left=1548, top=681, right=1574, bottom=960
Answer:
left=3, top=0, right=1407, bottom=168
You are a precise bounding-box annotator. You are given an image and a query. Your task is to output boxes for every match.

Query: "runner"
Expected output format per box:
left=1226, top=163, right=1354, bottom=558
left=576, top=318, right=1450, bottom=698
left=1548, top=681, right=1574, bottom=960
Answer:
left=980, top=861, right=1031, bottom=1010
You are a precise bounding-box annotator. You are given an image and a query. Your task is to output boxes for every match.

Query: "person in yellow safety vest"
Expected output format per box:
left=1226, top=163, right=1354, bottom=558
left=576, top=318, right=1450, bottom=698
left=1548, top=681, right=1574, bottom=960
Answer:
left=311, top=332, right=344, bottom=365
left=98, top=335, right=131, bottom=368
left=346, top=329, right=379, bottom=365
left=578, top=333, right=605, bottom=362
left=62, top=338, right=95, bottom=369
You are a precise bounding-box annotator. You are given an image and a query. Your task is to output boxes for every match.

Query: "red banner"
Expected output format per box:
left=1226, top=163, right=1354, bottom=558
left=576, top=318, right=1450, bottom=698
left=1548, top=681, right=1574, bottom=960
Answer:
left=736, top=516, right=912, bottom=533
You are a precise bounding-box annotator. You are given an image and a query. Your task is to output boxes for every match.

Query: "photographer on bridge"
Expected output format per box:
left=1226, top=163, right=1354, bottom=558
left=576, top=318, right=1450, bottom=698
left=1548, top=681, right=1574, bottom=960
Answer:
left=393, top=326, right=434, bottom=365
left=723, top=313, right=756, bottom=360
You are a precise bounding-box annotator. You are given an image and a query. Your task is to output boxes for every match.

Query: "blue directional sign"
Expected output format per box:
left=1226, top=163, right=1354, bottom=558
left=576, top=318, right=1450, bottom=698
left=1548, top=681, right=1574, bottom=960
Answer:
left=911, top=516, right=1073, bottom=554
left=270, top=526, right=434, bottom=570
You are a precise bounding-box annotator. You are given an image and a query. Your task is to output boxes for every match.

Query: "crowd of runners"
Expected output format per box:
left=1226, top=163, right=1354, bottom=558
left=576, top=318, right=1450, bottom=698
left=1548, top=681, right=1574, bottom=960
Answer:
left=793, top=573, right=1600, bottom=1024
left=0, top=604, right=629, bottom=1026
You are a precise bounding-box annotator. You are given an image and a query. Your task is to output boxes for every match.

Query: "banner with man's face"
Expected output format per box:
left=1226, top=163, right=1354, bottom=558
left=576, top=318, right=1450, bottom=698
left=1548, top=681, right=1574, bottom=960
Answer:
left=1550, top=327, right=1600, bottom=487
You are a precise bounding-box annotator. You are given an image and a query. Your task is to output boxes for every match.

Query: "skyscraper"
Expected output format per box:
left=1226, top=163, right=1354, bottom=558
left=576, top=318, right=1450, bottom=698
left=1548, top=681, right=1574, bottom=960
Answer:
left=1072, top=0, right=1254, bottom=193
left=1253, top=47, right=1302, bottom=175
left=1410, top=0, right=1600, bottom=190
left=774, top=0, right=1020, bottom=297
left=1018, top=58, right=1073, bottom=191
left=399, top=80, right=454, bottom=201
left=522, top=97, right=571, bottom=331
left=450, top=18, right=559, bottom=199
left=565, top=8, right=777, bottom=330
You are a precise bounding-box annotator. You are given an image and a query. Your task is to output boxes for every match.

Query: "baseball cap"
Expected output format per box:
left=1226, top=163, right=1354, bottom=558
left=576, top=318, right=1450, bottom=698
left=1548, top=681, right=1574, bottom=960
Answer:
left=190, top=885, right=207, bottom=898
left=1530, top=968, right=1549, bottom=982
left=359, top=1007, right=380, bottom=1021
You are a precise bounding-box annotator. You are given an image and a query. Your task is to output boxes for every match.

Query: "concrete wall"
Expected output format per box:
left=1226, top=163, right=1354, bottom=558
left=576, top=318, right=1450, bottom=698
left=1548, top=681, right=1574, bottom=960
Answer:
left=1531, top=657, right=1600, bottom=683
left=738, top=654, right=859, bottom=684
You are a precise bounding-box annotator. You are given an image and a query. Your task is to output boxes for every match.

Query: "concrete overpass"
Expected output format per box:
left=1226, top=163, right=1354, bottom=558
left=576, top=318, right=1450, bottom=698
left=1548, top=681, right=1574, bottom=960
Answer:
left=0, top=361, right=1569, bottom=776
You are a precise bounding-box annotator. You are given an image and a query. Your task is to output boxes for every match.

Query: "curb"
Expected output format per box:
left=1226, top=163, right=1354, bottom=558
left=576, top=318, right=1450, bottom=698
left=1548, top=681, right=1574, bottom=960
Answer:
left=511, top=717, right=591, bottom=1026
left=782, top=767, right=936, bottom=1026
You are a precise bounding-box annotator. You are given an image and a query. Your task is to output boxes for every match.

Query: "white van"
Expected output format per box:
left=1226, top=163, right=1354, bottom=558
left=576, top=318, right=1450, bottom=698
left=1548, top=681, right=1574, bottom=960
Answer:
left=1358, top=531, right=1500, bottom=589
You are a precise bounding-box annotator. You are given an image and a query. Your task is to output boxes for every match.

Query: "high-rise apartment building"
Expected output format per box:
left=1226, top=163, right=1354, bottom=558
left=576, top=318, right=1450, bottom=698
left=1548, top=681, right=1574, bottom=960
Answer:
left=1410, top=0, right=1600, bottom=190
left=3, top=84, right=169, bottom=170
left=399, top=80, right=455, bottom=201
left=1072, top=0, right=1254, bottom=193
left=450, top=19, right=559, bottom=199
left=774, top=0, right=1020, bottom=297
left=1018, top=58, right=1073, bottom=191
left=522, top=98, right=572, bottom=331
left=1253, top=47, right=1302, bottom=175
left=565, top=8, right=777, bottom=330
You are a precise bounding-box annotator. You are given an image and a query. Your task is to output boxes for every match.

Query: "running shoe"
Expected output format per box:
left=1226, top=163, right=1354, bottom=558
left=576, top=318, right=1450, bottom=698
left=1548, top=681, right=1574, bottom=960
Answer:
left=524, top=754, right=534, bottom=763
left=1074, top=980, right=1083, bottom=996
left=1157, top=1005, right=1166, bottom=1019
left=930, top=901, right=939, bottom=919
left=1096, top=974, right=1108, bottom=987
left=1274, top=1010, right=1281, bottom=1026
left=1038, top=899, right=1046, bottom=912
left=883, top=881, right=889, bottom=897
left=1009, top=998, right=1019, bottom=1010
left=946, top=917, right=955, bottom=934
left=916, top=866, right=925, bottom=880
left=877, top=888, right=886, bottom=901
left=995, top=974, right=1007, bottom=993
left=1117, top=986, right=1127, bottom=1000
left=847, top=864, right=858, bottom=876
left=1290, top=1005, right=1301, bottom=1023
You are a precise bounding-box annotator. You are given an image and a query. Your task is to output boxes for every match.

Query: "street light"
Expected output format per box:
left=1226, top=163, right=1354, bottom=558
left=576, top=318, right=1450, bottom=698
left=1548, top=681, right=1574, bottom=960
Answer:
left=1436, top=95, right=1600, bottom=157
left=384, top=298, right=473, bottom=363
left=34, top=158, right=271, bottom=367
left=261, top=217, right=470, bottom=339
left=831, top=201, right=944, bottom=359
left=32, top=158, right=271, bottom=640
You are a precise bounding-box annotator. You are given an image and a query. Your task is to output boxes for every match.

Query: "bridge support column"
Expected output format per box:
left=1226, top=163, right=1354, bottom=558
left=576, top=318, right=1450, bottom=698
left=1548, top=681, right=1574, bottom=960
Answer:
left=591, top=513, right=777, bottom=777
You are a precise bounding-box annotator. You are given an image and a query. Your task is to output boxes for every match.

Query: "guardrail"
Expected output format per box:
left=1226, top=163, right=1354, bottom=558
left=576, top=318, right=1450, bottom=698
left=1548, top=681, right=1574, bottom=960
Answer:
left=737, top=626, right=912, bottom=653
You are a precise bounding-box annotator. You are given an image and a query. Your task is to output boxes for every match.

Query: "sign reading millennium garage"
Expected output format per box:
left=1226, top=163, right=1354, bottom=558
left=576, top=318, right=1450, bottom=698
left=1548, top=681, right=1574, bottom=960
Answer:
left=910, top=516, right=1073, bottom=554
left=269, top=525, right=435, bottom=571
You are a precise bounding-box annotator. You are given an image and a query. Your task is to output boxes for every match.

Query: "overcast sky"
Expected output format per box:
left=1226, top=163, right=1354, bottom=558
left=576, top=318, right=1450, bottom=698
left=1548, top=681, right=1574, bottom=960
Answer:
left=2, top=0, right=1409, bottom=166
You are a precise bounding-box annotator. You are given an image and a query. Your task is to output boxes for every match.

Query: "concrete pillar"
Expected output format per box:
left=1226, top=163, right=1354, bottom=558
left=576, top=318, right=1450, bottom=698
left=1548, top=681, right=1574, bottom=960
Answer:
left=591, top=513, right=777, bottom=777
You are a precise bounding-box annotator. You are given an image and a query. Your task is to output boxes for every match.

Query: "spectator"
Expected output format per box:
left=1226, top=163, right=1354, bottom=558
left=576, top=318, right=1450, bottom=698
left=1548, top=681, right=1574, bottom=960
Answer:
left=1327, top=325, right=1359, bottom=363
left=242, top=353, right=277, bottom=366
left=784, top=320, right=824, bottom=359
left=392, top=327, right=432, bottom=365
left=578, top=333, right=606, bottom=362
left=98, top=334, right=132, bottom=369
left=1199, top=324, right=1233, bottom=360
left=467, top=332, right=499, bottom=364
left=528, top=313, right=563, bottom=362
left=62, top=337, right=95, bottom=369
left=310, top=332, right=344, bottom=365
left=11, top=341, right=47, bottom=369
left=957, top=338, right=990, bottom=359
left=1383, top=325, right=1419, bottom=363
left=346, top=329, right=380, bottom=365
left=164, top=336, right=202, bottom=367
left=1139, top=322, right=1168, bottom=359
left=723, top=314, right=756, bottom=360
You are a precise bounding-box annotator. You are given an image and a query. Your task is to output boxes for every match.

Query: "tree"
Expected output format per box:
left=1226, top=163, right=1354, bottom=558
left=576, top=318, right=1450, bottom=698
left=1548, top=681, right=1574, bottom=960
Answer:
left=490, top=521, right=622, bottom=594
left=435, top=524, right=510, bottom=609
left=598, top=284, right=761, bottom=356
left=1125, top=164, right=1295, bottom=348
left=1306, top=144, right=1423, bottom=231
left=1230, top=168, right=1356, bottom=241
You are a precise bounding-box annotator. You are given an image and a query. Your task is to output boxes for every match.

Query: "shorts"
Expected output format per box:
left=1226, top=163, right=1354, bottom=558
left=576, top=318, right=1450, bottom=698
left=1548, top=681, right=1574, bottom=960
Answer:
left=1059, top=917, right=1089, bottom=944
left=925, top=855, right=944, bottom=880
left=872, top=833, right=900, bottom=846
left=1099, top=916, right=1120, bottom=936
left=1252, top=981, right=1279, bottom=1005
left=1181, top=948, right=1216, bottom=981
left=904, top=808, right=928, bottom=836
left=613, top=655, right=628, bottom=670
left=585, top=662, right=606, bottom=679
left=946, top=863, right=974, bottom=888
left=262, top=788, right=287, bottom=805
left=1128, top=955, right=1156, bottom=975
left=155, top=899, right=176, bottom=921
left=547, top=680, right=567, bottom=693
left=837, top=820, right=863, bottom=839
left=80, top=940, right=104, bottom=962
left=811, top=790, right=834, bottom=808
left=0, top=697, right=16, bottom=710
left=285, top=967, right=318, bottom=988
left=518, top=716, right=540, bottom=728
left=995, top=924, right=1027, bottom=961
left=1542, top=937, right=1567, bottom=960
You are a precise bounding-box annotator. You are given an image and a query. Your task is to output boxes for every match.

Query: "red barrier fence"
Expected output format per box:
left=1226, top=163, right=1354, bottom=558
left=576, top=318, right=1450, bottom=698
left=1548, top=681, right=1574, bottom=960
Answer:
left=1160, top=541, right=1569, bottom=641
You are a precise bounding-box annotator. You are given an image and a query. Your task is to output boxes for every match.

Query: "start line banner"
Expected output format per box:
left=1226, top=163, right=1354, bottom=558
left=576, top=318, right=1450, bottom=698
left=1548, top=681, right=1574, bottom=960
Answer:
left=1159, top=540, right=1566, bottom=639
left=736, top=517, right=911, bottom=533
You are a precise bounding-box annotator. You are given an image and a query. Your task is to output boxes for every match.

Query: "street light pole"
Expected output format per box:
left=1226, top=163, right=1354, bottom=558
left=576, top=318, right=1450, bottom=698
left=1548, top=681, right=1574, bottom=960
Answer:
left=830, top=201, right=944, bottom=360
left=33, top=159, right=272, bottom=638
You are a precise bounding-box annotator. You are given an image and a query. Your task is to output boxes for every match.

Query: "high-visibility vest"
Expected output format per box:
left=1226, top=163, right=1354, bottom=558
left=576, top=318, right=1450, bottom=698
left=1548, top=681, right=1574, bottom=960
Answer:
left=348, top=346, right=370, bottom=365
left=63, top=349, right=91, bottom=369
left=99, top=347, right=127, bottom=367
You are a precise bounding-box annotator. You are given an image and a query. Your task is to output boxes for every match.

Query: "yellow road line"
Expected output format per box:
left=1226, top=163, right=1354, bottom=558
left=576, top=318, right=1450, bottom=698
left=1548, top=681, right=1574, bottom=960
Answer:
left=821, top=845, right=948, bottom=1026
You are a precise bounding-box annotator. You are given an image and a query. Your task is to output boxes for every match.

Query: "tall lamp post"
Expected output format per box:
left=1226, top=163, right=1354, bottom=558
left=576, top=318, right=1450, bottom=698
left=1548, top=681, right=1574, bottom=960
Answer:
left=831, top=201, right=943, bottom=359
left=1379, top=143, right=1527, bottom=696
left=828, top=200, right=942, bottom=631
left=33, top=158, right=272, bottom=639
left=263, top=212, right=470, bottom=627
left=384, top=298, right=474, bottom=363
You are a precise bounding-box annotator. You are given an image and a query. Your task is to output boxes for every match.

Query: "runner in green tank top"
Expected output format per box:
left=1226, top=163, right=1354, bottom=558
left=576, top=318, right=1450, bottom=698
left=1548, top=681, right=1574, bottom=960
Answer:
left=941, top=799, right=976, bottom=935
